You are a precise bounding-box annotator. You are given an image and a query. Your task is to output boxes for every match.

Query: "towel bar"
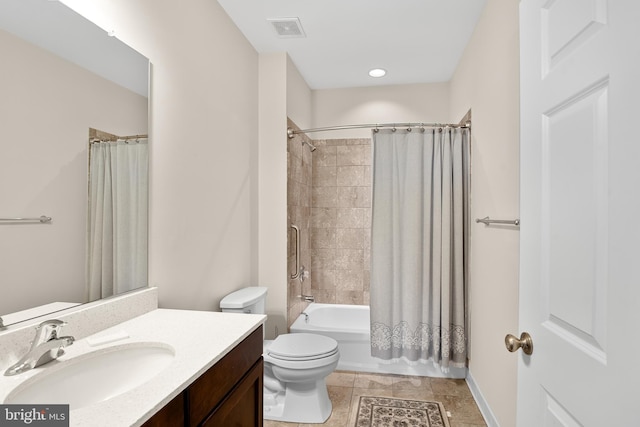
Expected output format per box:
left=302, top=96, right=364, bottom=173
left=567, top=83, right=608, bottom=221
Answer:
left=0, top=216, right=52, bottom=223
left=475, top=216, right=519, bottom=226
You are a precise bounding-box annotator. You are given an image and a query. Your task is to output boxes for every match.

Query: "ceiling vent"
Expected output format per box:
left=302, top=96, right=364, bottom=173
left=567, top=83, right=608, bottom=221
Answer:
left=268, top=17, right=306, bottom=38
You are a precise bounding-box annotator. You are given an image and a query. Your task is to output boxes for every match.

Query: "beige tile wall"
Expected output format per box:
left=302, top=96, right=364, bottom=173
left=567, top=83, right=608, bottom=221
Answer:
left=287, top=125, right=373, bottom=328
left=286, top=119, right=313, bottom=328
left=310, top=138, right=372, bottom=306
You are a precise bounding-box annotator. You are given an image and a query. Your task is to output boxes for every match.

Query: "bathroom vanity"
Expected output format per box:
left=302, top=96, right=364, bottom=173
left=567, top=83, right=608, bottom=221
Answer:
left=143, top=325, right=263, bottom=426
left=0, top=289, right=266, bottom=427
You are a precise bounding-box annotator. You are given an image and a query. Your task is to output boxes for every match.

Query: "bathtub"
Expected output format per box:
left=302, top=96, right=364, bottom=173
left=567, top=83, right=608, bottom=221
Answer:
left=290, top=303, right=466, bottom=379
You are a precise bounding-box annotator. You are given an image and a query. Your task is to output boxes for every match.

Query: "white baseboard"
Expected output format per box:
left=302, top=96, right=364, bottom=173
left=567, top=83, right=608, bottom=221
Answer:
left=465, top=370, right=500, bottom=427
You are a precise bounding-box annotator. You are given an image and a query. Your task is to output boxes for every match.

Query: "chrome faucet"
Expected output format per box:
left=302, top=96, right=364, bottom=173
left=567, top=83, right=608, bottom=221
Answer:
left=301, top=312, right=309, bottom=323
left=301, top=295, right=315, bottom=303
left=4, top=319, right=75, bottom=376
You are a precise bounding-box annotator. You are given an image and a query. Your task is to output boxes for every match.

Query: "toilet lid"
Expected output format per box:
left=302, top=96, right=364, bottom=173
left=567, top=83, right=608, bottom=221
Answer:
left=267, top=333, right=338, bottom=361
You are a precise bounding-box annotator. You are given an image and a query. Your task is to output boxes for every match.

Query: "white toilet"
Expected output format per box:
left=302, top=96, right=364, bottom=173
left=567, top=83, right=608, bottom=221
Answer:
left=220, top=287, right=339, bottom=424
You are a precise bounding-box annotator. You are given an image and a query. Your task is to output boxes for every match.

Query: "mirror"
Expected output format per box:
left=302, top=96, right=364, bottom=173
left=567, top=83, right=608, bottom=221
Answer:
left=0, top=0, right=149, bottom=327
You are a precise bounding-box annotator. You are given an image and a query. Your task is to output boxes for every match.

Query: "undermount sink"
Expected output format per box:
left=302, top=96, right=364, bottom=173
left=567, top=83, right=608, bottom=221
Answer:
left=5, top=342, right=175, bottom=410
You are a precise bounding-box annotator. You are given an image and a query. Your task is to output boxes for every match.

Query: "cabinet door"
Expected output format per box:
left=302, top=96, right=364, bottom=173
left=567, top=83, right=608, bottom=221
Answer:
left=200, top=359, right=263, bottom=427
left=141, top=392, right=184, bottom=427
left=189, top=327, right=263, bottom=425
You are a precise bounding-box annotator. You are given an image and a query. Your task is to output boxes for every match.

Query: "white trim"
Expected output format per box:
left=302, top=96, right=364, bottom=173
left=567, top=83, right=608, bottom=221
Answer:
left=465, top=370, right=500, bottom=427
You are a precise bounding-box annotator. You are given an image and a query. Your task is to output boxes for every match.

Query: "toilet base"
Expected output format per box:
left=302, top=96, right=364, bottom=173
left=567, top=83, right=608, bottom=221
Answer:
left=263, top=379, right=332, bottom=423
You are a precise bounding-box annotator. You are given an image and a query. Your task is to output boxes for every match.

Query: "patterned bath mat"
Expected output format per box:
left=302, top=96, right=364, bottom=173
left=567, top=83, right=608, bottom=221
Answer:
left=355, top=396, right=451, bottom=427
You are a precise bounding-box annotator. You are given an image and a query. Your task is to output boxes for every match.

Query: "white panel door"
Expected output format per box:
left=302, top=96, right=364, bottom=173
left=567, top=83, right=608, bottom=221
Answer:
left=518, top=1, right=640, bottom=425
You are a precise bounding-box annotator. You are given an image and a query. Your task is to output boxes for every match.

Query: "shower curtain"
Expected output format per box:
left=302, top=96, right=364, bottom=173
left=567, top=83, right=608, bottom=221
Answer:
left=370, top=127, right=469, bottom=370
left=87, top=140, right=148, bottom=300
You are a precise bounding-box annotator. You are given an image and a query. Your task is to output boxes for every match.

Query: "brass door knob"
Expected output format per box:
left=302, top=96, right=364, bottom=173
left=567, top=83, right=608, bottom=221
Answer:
left=505, top=332, right=533, bottom=355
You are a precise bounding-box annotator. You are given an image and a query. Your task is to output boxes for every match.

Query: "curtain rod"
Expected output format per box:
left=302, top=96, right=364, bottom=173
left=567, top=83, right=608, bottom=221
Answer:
left=287, top=121, right=471, bottom=139
left=90, top=134, right=149, bottom=144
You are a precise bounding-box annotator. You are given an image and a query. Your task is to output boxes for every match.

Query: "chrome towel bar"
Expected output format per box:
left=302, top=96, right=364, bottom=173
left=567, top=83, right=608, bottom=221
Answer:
left=476, top=216, right=520, bottom=226
left=0, top=216, right=52, bottom=223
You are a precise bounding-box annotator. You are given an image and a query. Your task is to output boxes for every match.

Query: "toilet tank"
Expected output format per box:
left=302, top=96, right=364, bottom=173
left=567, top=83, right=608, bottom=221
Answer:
left=220, top=287, right=268, bottom=314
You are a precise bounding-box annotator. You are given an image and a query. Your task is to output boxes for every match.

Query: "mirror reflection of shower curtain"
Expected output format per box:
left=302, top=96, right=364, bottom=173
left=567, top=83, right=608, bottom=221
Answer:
left=370, top=127, right=469, bottom=371
left=87, top=140, right=148, bottom=300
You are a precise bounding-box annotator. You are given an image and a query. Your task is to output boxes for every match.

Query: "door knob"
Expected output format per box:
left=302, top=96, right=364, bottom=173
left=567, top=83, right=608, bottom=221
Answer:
left=505, top=332, right=533, bottom=355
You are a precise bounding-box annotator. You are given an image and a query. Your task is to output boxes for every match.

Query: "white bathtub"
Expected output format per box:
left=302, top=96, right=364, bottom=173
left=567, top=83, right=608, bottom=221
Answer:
left=290, top=303, right=466, bottom=379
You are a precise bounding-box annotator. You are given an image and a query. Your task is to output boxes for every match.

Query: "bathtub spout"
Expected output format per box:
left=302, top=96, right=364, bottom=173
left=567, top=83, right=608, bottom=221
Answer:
left=301, top=295, right=315, bottom=303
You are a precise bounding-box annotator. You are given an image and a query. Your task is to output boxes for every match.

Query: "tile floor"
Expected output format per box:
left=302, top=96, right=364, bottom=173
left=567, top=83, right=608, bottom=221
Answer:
left=264, top=370, right=487, bottom=427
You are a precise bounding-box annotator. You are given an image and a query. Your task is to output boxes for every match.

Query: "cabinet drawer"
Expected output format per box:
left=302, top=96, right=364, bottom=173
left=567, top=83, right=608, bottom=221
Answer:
left=188, top=326, right=263, bottom=425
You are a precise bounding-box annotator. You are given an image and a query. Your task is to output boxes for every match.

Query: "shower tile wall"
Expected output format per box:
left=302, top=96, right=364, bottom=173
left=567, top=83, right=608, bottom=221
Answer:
left=287, top=119, right=313, bottom=328
left=311, top=138, right=372, bottom=305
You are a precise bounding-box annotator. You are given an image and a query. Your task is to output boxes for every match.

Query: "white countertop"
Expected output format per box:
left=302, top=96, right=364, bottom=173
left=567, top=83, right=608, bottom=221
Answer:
left=0, top=308, right=266, bottom=426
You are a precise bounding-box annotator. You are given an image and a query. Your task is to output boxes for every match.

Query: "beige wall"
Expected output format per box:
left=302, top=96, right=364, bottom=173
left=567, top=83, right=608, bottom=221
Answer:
left=0, top=28, right=147, bottom=316
left=286, top=56, right=312, bottom=130
left=449, top=0, right=520, bottom=425
left=258, top=53, right=316, bottom=337
left=62, top=0, right=260, bottom=314
left=285, top=57, right=315, bottom=328
left=258, top=53, right=288, bottom=338
left=312, top=83, right=450, bottom=139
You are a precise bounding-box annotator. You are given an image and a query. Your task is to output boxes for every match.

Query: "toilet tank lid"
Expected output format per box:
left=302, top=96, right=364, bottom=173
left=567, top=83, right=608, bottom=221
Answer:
left=220, top=286, right=268, bottom=309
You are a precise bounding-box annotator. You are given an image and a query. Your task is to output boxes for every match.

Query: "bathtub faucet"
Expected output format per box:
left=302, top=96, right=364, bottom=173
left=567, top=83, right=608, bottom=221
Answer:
left=301, top=295, right=315, bottom=303
left=301, top=312, right=309, bottom=323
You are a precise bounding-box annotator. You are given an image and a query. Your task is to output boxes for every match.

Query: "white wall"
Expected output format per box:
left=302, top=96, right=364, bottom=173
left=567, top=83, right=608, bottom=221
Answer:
left=0, top=29, right=147, bottom=316
left=311, top=83, right=450, bottom=139
left=449, top=0, right=520, bottom=425
left=62, top=0, right=260, bottom=313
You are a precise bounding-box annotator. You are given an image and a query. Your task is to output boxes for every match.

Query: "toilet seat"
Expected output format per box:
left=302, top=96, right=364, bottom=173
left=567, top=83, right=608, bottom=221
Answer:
left=267, top=333, right=338, bottom=361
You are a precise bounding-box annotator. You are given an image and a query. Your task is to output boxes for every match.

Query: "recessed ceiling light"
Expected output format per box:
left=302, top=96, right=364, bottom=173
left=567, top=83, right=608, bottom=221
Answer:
left=368, top=68, right=386, bottom=78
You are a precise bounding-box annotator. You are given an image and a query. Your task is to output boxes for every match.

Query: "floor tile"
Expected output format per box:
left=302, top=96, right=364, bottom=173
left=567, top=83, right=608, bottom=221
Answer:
left=392, top=374, right=433, bottom=392
left=326, top=370, right=356, bottom=388
left=327, top=385, right=352, bottom=417
left=353, top=372, right=395, bottom=388
left=437, top=394, right=486, bottom=425
left=264, top=420, right=298, bottom=427
left=430, top=378, right=473, bottom=398
left=264, top=371, right=487, bottom=427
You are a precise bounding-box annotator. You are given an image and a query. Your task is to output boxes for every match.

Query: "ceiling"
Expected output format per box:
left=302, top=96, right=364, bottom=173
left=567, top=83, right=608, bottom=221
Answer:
left=216, top=0, right=488, bottom=90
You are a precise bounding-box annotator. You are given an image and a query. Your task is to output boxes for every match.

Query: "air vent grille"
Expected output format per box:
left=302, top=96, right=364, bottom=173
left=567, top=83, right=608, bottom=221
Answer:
left=268, top=17, right=306, bottom=38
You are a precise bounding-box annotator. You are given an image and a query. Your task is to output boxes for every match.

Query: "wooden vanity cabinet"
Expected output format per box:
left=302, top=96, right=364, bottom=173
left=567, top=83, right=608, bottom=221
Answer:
left=142, top=326, right=263, bottom=427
